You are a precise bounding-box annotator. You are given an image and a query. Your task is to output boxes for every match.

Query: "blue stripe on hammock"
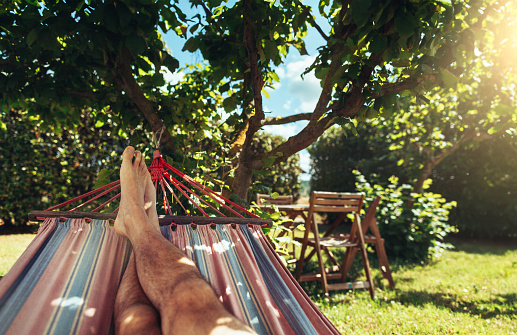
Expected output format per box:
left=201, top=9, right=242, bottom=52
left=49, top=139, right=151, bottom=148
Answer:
left=45, top=220, right=108, bottom=334
left=240, top=227, right=318, bottom=335
left=214, top=225, right=270, bottom=335
left=0, top=221, right=66, bottom=335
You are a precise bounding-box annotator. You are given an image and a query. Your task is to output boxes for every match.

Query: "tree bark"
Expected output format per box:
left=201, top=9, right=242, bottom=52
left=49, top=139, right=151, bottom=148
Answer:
left=111, top=47, right=176, bottom=153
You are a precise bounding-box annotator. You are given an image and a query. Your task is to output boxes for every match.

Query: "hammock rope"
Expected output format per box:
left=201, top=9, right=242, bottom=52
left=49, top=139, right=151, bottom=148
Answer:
left=30, top=150, right=269, bottom=227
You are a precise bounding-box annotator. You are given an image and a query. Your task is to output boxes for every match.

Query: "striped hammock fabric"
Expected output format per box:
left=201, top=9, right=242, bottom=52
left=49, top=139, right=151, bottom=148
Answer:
left=0, top=218, right=340, bottom=335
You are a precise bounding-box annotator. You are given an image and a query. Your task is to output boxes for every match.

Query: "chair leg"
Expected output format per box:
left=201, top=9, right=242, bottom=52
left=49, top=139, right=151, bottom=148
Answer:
left=375, top=239, right=395, bottom=288
left=359, top=244, right=375, bottom=299
left=355, top=213, right=375, bottom=299
left=310, top=219, right=328, bottom=294
left=295, top=220, right=311, bottom=280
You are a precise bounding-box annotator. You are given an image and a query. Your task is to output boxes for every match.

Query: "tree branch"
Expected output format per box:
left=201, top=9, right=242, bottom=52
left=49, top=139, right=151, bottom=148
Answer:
left=263, top=113, right=312, bottom=125
left=302, top=6, right=329, bottom=41
left=371, top=76, right=430, bottom=99
left=111, top=46, right=176, bottom=152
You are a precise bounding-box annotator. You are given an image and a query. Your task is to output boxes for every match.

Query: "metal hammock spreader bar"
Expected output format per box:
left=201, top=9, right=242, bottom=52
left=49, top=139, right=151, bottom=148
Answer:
left=29, top=150, right=272, bottom=228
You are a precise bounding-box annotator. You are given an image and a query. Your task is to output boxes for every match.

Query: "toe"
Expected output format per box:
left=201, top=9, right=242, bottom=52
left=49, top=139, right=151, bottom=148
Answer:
left=134, top=151, right=142, bottom=167
left=139, top=153, right=147, bottom=171
left=122, top=146, right=135, bottom=163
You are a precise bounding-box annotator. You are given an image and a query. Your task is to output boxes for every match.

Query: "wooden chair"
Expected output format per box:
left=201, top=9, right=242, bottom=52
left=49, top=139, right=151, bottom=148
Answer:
left=341, top=196, right=395, bottom=289
left=256, top=193, right=294, bottom=206
left=295, top=191, right=376, bottom=297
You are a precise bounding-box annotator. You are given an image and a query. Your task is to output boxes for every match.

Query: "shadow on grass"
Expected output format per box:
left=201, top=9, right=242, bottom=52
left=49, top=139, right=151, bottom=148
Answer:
left=447, top=237, right=517, bottom=255
left=392, top=290, right=517, bottom=319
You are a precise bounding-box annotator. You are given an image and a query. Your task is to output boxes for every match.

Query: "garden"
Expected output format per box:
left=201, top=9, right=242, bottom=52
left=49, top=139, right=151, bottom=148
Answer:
left=1, top=0, right=517, bottom=334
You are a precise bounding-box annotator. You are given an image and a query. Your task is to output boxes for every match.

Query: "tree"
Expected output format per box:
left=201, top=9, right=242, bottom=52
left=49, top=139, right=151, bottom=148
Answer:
left=2, top=0, right=511, bottom=201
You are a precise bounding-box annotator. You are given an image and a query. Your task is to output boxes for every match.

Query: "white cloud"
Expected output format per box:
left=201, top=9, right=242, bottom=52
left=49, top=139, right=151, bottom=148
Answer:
left=162, top=69, right=184, bottom=85
left=299, top=150, right=311, bottom=175
left=263, top=123, right=299, bottom=138
left=276, top=67, right=286, bottom=79
left=280, top=56, right=320, bottom=113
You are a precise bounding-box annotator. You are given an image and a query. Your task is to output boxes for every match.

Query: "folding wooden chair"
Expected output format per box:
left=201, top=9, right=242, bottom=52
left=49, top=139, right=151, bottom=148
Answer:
left=341, top=196, right=395, bottom=289
left=294, top=191, right=376, bottom=298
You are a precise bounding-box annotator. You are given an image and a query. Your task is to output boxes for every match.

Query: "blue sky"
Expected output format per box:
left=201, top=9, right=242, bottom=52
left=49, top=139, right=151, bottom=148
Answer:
left=162, top=1, right=330, bottom=180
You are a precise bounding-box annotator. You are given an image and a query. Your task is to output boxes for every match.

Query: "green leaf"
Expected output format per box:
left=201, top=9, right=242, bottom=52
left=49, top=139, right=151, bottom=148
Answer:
left=270, top=212, right=281, bottom=220
left=182, top=37, right=199, bottom=52
left=394, top=8, right=416, bottom=38
left=369, top=35, right=387, bottom=54
left=126, top=35, right=147, bottom=55
left=94, top=168, right=116, bottom=189
left=440, top=69, right=459, bottom=88
left=263, top=156, right=275, bottom=168
left=118, top=3, right=133, bottom=28
left=351, top=0, right=372, bottom=28
left=263, top=39, right=277, bottom=59
left=293, top=41, right=309, bottom=56
left=271, top=192, right=279, bottom=199
left=163, top=54, right=180, bottom=73
left=27, top=29, right=39, bottom=47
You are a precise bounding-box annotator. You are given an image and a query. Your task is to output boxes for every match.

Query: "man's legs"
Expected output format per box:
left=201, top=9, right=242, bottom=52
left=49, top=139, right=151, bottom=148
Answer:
left=115, top=161, right=162, bottom=334
left=114, top=146, right=255, bottom=335
left=115, top=254, right=162, bottom=335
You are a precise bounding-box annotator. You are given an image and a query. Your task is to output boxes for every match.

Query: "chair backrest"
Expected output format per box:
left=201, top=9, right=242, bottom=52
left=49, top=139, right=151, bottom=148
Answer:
left=309, top=191, right=364, bottom=213
left=256, top=193, right=294, bottom=205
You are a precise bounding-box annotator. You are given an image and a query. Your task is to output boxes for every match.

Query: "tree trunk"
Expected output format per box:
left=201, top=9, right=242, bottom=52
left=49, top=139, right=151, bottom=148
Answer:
left=413, top=160, right=435, bottom=194
left=231, top=163, right=254, bottom=203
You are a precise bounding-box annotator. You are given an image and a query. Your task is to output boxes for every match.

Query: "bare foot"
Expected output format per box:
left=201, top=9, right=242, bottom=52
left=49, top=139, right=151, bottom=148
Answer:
left=144, top=175, right=160, bottom=231
left=114, top=147, right=153, bottom=238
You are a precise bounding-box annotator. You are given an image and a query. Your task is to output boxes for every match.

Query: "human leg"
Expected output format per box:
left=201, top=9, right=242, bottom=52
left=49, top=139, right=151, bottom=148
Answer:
left=114, top=151, right=161, bottom=334
left=114, top=146, right=255, bottom=335
left=114, top=254, right=162, bottom=335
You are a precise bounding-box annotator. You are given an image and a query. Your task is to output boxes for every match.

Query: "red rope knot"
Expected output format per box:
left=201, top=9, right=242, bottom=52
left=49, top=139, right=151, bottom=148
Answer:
left=148, top=151, right=167, bottom=181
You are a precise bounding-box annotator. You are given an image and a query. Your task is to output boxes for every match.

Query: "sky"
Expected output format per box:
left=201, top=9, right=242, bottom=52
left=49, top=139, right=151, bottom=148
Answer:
left=161, top=1, right=330, bottom=180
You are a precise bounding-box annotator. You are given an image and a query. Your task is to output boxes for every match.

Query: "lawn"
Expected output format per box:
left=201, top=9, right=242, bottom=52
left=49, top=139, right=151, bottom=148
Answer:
left=1, top=234, right=516, bottom=334
left=311, top=238, right=517, bottom=334
left=0, top=233, right=35, bottom=279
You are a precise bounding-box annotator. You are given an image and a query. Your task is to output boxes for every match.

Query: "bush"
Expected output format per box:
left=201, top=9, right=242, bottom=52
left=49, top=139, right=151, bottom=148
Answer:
left=354, top=171, right=457, bottom=262
left=0, top=109, right=132, bottom=226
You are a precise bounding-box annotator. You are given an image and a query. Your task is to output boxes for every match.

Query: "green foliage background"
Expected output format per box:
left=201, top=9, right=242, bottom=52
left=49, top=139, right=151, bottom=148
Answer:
left=0, top=111, right=301, bottom=226
left=249, top=132, right=302, bottom=203
left=432, top=135, right=517, bottom=238
left=309, top=124, right=517, bottom=240
left=0, top=109, right=131, bottom=226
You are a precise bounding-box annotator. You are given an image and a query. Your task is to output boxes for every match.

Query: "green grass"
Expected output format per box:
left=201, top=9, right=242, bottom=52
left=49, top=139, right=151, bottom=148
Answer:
left=1, top=234, right=516, bottom=334
left=311, top=239, right=517, bottom=334
left=0, top=234, right=36, bottom=279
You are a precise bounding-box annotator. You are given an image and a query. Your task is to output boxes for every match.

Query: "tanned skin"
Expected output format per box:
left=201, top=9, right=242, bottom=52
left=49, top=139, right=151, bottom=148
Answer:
left=113, top=146, right=256, bottom=335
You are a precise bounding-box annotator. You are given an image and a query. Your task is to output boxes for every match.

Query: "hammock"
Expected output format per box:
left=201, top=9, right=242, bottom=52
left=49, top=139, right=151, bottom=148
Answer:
left=0, top=151, right=340, bottom=335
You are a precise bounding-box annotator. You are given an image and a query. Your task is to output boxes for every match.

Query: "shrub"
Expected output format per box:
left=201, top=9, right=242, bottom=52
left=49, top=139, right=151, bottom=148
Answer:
left=354, top=171, right=457, bottom=262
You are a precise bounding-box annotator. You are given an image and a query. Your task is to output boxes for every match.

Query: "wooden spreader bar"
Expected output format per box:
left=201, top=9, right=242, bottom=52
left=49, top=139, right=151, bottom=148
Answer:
left=29, top=210, right=273, bottom=228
